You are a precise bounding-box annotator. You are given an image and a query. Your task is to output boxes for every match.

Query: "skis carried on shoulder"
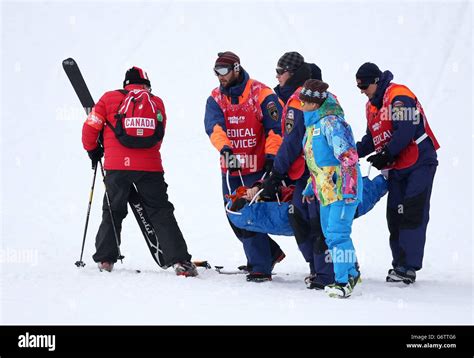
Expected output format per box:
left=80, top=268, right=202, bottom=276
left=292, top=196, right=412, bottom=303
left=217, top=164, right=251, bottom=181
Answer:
left=63, top=58, right=166, bottom=268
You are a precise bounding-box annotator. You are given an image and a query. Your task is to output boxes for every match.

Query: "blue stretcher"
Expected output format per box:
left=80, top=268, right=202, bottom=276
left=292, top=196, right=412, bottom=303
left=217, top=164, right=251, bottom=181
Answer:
left=226, top=174, right=388, bottom=236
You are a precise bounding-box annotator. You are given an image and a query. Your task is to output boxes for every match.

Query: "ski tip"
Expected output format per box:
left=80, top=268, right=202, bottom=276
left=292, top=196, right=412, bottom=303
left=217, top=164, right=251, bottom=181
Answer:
left=62, top=58, right=76, bottom=66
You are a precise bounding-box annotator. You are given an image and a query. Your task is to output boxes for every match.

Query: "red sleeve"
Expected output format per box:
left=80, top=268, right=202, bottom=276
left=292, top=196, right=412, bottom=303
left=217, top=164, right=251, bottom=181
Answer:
left=82, top=96, right=106, bottom=151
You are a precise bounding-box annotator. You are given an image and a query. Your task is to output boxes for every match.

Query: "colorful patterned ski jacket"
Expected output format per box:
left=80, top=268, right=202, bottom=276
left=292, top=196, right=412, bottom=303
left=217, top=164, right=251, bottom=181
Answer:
left=302, top=94, right=361, bottom=206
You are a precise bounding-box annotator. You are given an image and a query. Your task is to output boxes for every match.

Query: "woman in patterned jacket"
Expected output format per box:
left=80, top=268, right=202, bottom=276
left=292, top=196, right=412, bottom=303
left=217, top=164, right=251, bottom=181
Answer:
left=300, top=79, right=363, bottom=298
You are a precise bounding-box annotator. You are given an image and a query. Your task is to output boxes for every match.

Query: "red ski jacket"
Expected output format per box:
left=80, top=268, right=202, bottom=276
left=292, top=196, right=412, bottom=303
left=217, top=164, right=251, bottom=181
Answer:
left=82, top=84, right=166, bottom=172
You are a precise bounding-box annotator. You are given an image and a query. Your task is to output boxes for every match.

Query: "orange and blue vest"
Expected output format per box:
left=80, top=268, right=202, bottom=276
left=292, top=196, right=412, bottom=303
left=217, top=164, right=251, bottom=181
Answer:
left=204, top=70, right=282, bottom=176
left=366, top=83, right=440, bottom=170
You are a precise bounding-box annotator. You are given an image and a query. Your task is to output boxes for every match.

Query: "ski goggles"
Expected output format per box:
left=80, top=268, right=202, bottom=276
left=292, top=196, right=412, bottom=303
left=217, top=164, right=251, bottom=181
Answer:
left=214, top=66, right=233, bottom=76
left=357, top=83, right=370, bottom=90
left=275, top=67, right=289, bottom=75
left=357, top=77, right=379, bottom=90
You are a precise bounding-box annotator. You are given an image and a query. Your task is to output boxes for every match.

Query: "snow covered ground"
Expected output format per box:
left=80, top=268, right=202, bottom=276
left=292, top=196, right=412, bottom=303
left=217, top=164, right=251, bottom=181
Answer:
left=1, top=0, right=472, bottom=324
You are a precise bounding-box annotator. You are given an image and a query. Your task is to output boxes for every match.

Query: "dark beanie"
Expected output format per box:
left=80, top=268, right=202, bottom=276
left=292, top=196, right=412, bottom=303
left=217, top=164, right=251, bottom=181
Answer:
left=309, top=63, right=322, bottom=81
left=215, top=51, right=240, bottom=67
left=123, top=66, right=151, bottom=87
left=356, top=62, right=382, bottom=85
left=299, top=79, right=329, bottom=105
left=277, top=51, right=304, bottom=72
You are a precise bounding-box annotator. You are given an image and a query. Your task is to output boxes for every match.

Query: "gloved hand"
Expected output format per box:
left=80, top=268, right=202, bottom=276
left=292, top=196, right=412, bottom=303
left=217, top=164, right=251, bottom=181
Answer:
left=220, top=147, right=241, bottom=173
left=367, top=147, right=394, bottom=170
left=87, top=145, right=104, bottom=170
left=263, top=156, right=274, bottom=178
left=260, top=171, right=285, bottom=201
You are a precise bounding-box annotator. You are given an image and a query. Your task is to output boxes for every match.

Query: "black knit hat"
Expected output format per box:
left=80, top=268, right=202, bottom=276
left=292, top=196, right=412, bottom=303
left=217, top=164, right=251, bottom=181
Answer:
left=299, top=79, right=329, bottom=105
left=123, top=66, right=151, bottom=87
left=277, top=52, right=304, bottom=72
left=356, top=62, right=382, bottom=85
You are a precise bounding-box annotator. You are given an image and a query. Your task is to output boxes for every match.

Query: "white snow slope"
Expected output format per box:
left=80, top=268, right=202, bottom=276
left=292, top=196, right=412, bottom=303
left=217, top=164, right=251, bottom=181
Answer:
left=1, top=0, right=472, bottom=325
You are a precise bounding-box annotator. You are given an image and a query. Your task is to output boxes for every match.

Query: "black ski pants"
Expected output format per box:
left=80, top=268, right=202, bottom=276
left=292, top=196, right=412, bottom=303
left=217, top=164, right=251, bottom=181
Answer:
left=93, top=170, right=191, bottom=266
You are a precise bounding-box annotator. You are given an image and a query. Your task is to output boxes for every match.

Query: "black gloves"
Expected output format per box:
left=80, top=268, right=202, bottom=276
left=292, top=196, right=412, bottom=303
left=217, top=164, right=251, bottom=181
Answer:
left=260, top=171, right=285, bottom=201
left=87, top=145, right=104, bottom=170
left=367, top=147, right=394, bottom=170
left=220, top=147, right=241, bottom=173
left=264, top=156, right=274, bottom=177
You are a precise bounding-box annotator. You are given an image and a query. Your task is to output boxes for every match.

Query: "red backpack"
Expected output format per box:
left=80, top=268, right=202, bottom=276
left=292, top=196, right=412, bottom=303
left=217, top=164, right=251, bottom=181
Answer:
left=107, top=89, right=164, bottom=148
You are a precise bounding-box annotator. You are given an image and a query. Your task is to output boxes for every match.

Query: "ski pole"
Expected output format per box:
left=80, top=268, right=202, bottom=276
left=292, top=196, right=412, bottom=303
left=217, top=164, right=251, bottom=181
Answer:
left=99, top=160, right=125, bottom=263
left=75, top=164, right=98, bottom=268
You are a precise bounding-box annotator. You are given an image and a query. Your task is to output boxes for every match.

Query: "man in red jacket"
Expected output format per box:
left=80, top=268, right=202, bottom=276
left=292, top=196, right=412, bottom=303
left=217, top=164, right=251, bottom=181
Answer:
left=82, top=66, right=197, bottom=276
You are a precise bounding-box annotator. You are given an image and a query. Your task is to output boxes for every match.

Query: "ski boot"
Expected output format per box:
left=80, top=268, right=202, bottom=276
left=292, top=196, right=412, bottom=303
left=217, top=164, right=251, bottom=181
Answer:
left=324, top=274, right=360, bottom=299
left=173, top=261, right=199, bottom=277
left=386, top=267, right=416, bottom=284
left=304, top=274, right=327, bottom=290
left=246, top=272, right=272, bottom=282
left=98, top=262, right=114, bottom=272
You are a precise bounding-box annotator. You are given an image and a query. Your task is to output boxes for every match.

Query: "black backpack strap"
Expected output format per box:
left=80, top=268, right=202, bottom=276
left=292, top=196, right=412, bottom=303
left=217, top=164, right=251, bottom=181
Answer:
left=101, top=90, right=130, bottom=140
left=105, top=119, right=122, bottom=136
